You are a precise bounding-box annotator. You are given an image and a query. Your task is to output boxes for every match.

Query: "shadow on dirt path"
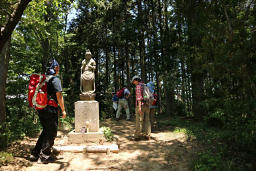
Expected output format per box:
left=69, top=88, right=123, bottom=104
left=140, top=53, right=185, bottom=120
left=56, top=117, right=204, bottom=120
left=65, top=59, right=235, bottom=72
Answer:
left=1, top=118, right=199, bottom=171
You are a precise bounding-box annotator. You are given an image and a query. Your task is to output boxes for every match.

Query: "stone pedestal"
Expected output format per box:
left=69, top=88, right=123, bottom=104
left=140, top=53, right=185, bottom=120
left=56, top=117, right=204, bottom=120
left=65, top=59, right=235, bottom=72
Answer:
left=80, top=93, right=96, bottom=101
left=68, top=131, right=104, bottom=144
left=74, top=101, right=99, bottom=132
left=68, top=100, right=104, bottom=144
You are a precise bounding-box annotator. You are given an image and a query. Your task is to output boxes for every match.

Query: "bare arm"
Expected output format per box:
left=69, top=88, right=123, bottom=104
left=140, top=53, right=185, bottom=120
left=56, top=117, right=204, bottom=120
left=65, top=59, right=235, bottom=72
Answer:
left=56, top=92, right=66, bottom=118
left=138, top=101, right=142, bottom=114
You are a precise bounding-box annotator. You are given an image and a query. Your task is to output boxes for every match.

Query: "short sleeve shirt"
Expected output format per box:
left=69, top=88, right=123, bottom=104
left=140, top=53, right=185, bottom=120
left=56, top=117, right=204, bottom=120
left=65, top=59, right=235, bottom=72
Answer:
left=47, top=76, right=62, bottom=103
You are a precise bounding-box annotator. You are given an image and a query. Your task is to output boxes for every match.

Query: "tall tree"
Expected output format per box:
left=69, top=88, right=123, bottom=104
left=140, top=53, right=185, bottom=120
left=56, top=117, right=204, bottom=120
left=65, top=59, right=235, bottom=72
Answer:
left=137, top=0, right=146, bottom=82
left=0, top=0, right=32, bottom=53
left=0, top=38, right=10, bottom=124
left=0, top=0, right=32, bottom=125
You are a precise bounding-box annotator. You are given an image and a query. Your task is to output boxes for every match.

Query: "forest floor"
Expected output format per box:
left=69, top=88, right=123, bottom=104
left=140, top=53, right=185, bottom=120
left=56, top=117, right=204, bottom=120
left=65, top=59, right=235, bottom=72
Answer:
left=0, top=117, right=201, bottom=171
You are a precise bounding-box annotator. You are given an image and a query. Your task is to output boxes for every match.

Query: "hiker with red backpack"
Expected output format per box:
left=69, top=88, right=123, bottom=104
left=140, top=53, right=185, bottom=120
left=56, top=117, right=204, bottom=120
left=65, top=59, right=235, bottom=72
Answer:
left=29, top=59, right=66, bottom=164
left=115, top=86, right=131, bottom=121
left=131, top=75, right=152, bottom=141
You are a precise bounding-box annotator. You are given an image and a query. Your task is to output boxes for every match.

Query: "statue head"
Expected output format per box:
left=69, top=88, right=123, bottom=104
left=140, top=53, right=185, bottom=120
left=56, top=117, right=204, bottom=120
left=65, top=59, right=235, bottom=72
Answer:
left=85, top=49, right=92, bottom=60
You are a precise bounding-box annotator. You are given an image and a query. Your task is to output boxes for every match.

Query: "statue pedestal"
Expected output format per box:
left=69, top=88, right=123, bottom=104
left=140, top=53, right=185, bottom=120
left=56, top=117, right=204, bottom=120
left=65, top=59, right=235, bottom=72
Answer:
left=80, top=93, right=96, bottom=101
left=68, top=101, right=104, bottom=144
left=68, top=131, right=104, bottom=144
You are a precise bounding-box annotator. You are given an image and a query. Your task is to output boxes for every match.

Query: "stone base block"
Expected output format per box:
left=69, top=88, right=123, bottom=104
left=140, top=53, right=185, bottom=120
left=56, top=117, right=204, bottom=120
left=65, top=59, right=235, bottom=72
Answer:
left=80, top=93, right=96, bottom=100
left=68, top=130, right=104, bottom=144
left=53, top=144, right=119, bottom=153
left=75, top=100, right=99, bottom=132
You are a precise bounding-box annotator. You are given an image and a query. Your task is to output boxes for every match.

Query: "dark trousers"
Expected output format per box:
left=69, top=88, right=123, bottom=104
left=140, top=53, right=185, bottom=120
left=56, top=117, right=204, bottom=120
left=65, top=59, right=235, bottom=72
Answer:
left=32, top=106, right=58, bottom=160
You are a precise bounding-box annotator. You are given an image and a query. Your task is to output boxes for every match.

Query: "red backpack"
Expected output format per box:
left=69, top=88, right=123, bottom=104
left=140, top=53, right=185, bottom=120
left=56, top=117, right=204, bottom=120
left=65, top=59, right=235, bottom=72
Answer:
left=116, top=88, right=125, bottom=98
left=28, top=74, right=57, bottom=110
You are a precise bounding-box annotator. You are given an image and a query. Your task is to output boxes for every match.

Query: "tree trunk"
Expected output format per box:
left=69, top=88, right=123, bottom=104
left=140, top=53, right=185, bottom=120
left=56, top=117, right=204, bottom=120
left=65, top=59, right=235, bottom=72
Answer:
left=0, top=0, right=32, bottom=53
left=130, top=48, right=136, bottom=117
left=124, top=0, right=130, bottom=88
left=165, top=84, right=175, bottom=115
left=117, top=49, right=122, bottom=88
left=158, top=0, right=164, bottom=66
left=105, top=48, right=109, bottom=87
left=41, top=39, right=50, bottom=73
left=113, top=46, right=117, bottom=92
left=152, top=0, right=161, bottom=113
left=191, top=72, right=204, bottom=117
left=124, top=0, right=131, bottom=113
left=186, top=0, right=204, bottom=118
left=137, top=0, right=146, bottom=82
left=0, top=38, right=10, bottom=124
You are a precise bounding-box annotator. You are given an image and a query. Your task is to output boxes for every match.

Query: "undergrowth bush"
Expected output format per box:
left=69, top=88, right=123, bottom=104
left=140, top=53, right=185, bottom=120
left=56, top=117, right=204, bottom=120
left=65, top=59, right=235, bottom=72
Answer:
left=101, top=127, right=114, bottom=142
left=161, top=116, right=255, bottom=170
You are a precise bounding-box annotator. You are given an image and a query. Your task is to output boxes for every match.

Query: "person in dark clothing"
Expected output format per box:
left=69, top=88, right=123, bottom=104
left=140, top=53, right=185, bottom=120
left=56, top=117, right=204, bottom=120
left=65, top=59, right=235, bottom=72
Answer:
left=30, top=59, right=66, bottom=164
left=112, top=92, right=118, bottom=116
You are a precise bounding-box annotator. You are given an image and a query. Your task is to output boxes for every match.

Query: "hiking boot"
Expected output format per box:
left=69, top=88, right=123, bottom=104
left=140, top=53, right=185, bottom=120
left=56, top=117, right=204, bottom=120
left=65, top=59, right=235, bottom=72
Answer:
left=29, top=154, right=39, bottom=162
left=37, top=156, right=56, bottom=164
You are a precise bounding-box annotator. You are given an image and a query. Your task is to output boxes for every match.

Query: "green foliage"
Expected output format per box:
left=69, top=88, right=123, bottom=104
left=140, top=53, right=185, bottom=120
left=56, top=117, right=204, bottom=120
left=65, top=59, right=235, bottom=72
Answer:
left=59, top=116, right=74, bottom=131
left=162, top=116, right=254, bottom=170
left=193, top=151, right=223, bottom=171
left=0, top=0, right=18, bottom=25
left=97, top=90, right=114, bottom=119
left=101, top=127, right=114, bottom=142
left=4, top=75, right=41, bottom=145
left=6, top=98, right=41, bottom=140
left=3, top=0, right=75, bottom=147
left=174, top=100, right=186, bottom=116
left=2, top=0, right=256, bottom=169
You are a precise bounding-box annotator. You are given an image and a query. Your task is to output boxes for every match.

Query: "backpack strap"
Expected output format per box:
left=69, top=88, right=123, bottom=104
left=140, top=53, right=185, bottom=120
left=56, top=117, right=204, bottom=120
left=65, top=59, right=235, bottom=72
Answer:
left=46, top=75, right=55, bottom=82
left=46, top=75, right=58, bottom=107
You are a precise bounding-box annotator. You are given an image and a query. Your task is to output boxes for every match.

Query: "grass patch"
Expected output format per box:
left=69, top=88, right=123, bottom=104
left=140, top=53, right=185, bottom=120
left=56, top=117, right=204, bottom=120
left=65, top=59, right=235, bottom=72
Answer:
left=173, top=127, right=187, bottom=133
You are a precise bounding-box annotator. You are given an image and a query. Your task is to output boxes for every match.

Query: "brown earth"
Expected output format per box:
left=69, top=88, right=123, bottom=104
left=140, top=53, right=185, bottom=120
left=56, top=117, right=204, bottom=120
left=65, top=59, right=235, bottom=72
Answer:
left=0, top=118, right=199, bottom=171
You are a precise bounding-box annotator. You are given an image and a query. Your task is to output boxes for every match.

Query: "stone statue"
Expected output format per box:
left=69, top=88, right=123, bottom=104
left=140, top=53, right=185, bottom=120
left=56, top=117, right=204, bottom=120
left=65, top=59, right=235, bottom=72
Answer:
left=80, top=49, right=96, bottom=100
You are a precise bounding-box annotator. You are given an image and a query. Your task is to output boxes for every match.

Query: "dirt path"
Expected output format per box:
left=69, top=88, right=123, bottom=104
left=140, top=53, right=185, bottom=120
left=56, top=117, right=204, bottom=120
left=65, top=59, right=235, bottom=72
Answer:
left=1, top=119, right=199, bottom=171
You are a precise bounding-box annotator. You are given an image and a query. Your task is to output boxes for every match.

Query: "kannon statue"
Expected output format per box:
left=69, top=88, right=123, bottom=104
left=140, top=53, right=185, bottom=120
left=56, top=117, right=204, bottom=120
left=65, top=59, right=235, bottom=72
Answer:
left=80, top=49, right=96, bottom=100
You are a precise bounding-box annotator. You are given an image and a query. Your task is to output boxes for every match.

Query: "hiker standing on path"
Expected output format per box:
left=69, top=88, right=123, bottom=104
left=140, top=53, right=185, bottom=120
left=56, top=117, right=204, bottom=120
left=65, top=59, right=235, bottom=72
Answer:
left=116, top=87, right=131, bottom=120
left=30, top=59, right=66, bottom=164
left=131, top=76, right=151, bottom=140
left=147, top=81, right=158, bottom=131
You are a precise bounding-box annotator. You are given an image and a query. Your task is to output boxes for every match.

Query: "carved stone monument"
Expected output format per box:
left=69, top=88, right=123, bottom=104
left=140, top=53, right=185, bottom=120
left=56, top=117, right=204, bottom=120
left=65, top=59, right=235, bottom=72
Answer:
left=80, top=50, right=96, bottom=100
left=68, top=50, right=103, bottom=144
